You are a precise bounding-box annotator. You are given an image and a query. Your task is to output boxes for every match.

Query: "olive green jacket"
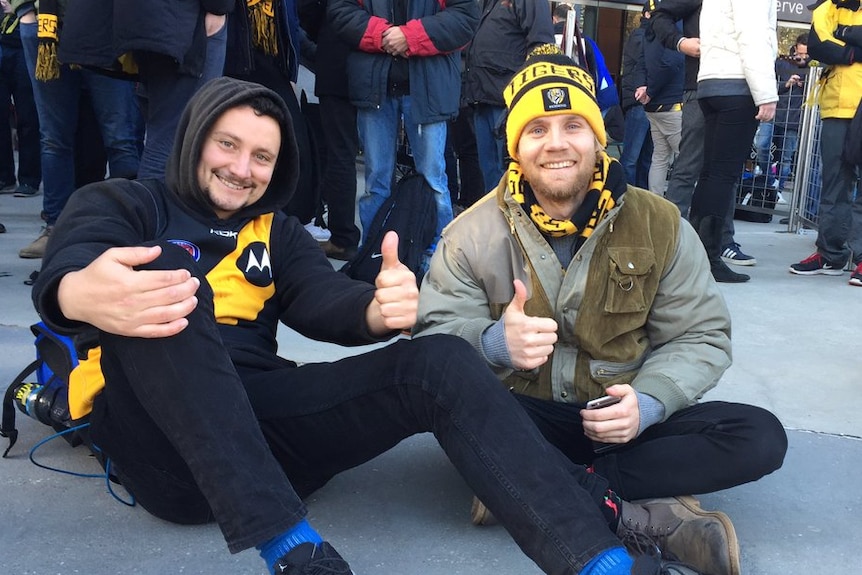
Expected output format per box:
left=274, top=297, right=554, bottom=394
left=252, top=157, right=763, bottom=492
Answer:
left=415, top=182, right=732, bottom=420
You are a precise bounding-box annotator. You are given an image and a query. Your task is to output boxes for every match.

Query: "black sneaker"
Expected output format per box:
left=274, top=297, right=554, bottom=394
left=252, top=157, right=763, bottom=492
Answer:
left=13, top=183, right=40, bottom=197
left=273, top=542, right=353, bottom=575
left=0, top=181, right=16, bottom=194
left=789, top=252, right=845, bottom=276
left=720, top=243, right=756, bottom=266
left=849, top=262, right=862, bottom=287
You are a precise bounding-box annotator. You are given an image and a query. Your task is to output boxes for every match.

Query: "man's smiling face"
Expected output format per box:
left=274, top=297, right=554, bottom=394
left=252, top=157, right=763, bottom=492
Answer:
left=197, top=105, right=281, bottom=219
left=516, top=113, right=601, bottom=207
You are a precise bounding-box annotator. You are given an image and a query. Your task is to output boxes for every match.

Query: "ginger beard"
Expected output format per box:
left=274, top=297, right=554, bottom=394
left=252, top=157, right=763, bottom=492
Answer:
left=516, top=114, right=602, bottom=213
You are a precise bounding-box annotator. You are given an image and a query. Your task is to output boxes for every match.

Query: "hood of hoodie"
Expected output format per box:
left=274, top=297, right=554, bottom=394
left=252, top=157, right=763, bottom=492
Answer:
left=165, top=76, right=299, bottom=220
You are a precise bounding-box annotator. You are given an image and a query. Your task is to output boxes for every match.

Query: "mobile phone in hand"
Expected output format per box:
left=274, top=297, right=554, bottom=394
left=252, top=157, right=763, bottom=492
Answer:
left=586, top=395, right=621, bottom=409
left=585, top=395, right=622, bottom=453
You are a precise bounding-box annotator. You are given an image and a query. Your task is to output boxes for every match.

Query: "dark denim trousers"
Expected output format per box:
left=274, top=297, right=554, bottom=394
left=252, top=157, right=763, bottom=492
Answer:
left=666, top=90, right=739, bottom=246
left=690, top=95, right=759, bottom=225
left=135, top=24, right=227, bottom=180
left=619, top=105, right=653, bottom=190
left=318, top=95, right=361, bottom=249
left=815, top=118, right=862, bottom=264
left=0, top=41, right=41, bottom=189
left=515, top=395, right=787, bottom=501
left=89, top=244, right=619, bottom=572
left=20, top=22, right=141, bottom=224
left=472, top=103, right=507, bottom=193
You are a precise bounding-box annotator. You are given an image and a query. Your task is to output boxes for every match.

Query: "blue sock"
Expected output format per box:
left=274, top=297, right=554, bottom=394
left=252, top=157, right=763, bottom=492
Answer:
left=581, top=546, right=633, bottom=575
left=256, top=519, right=323, bottom=575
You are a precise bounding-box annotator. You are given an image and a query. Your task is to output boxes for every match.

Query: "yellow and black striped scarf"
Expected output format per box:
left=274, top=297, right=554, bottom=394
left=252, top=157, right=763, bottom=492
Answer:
left=509, top=151, right=626, bottom=238
left=35, top=0, right=59, bottom=81
left=248, top=0, right=278, bottom=56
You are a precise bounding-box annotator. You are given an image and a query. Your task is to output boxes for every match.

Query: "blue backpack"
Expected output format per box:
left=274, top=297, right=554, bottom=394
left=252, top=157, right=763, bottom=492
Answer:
left=1, top=322, right=81, bottom=457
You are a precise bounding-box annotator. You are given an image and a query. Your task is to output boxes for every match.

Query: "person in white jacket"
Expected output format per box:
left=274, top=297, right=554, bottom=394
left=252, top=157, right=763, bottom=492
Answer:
left=686, top=0, right=777, bottom=283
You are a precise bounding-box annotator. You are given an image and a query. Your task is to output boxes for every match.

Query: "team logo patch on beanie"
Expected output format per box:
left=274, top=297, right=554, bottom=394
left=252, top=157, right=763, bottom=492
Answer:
left=543, top=87, right=572, bottom=112
left=503, top=45, right=608, bottom=157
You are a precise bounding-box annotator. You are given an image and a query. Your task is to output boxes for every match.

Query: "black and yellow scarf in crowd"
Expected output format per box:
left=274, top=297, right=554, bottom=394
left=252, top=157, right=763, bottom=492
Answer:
left=35, top=0, right=59, bottom=81
left=509, top=151, right=626, bottom=239
left=248, top=0, right=279, bottom=56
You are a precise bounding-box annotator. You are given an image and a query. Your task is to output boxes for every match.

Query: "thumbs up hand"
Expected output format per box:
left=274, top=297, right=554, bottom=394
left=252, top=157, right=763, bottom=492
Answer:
left=503, top=279, right=558, bottom=370
left=367, top=231, right=418, bottom=335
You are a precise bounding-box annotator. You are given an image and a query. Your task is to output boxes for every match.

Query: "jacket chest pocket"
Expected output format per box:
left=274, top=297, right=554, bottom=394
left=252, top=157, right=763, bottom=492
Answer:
left=604, top=247, right=655, bottom=314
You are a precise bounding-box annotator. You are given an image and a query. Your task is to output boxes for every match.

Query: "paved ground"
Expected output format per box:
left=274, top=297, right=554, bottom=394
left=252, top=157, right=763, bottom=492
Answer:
left=1, top=190, right=859, bottom=575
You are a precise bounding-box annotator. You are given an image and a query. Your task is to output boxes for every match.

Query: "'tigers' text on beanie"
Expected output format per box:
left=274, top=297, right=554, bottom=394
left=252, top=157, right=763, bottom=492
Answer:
left=503, top=45, right=607, bottom=160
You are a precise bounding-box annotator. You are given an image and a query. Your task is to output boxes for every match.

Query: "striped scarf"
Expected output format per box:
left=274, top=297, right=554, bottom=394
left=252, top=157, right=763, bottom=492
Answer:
left=509, top=151, right=626, bottom=238
left=248, top=0, right=278, bottom=56
left=35, top=0, right=59, bottom=81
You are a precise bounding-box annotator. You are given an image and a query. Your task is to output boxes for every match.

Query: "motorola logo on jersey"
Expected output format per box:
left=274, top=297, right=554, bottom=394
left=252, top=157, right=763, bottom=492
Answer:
left=238, top=242, right=273, bottom=287
left=168, top=239, right=201, bottom=261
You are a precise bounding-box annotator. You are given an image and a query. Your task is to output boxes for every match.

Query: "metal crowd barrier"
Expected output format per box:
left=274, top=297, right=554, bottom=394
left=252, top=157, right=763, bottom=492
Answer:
left=733, top=66, right=823, bottom=231
left=786, top=66, right=823, bottom=232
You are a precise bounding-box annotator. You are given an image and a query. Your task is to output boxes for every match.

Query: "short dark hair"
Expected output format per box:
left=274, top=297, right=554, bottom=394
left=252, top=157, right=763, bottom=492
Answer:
left=553, top=3, right=571, bottom=20
left=244, top=95, right=287, bottom=126
left=795, top=33, right=809, bottom=46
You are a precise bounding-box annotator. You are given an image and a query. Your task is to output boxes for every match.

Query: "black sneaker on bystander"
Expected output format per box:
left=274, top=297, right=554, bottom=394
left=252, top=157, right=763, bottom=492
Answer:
left=789, top=253, right=846, bottom=276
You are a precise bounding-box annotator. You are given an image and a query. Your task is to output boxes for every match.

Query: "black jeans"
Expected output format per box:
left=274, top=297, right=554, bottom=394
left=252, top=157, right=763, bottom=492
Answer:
left=516, top=395, right=787, bottom=501
left=318, top=95, right=361, bottom=249
left=690, top=95, right=759, bottom=223
left=0, top=42, right=41, bottom=189
left=88, top=244, right=619, bottom=573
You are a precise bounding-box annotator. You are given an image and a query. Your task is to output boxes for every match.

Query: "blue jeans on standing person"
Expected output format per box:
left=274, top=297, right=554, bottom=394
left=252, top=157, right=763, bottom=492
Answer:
left=20, top=22, right=140, bottom=225
left=619, top=105, right=652, bottom=189
left=755, top=122, right=798, bottom=191
left=357, top=95, right=452, bottom=249
left=89, top=242, right=624, bottom=573
left=135, top=23, right=227, bottom=179
left=753, top=121, right=774, bottom=175
left=472, top=103, right=506, bottom=193
left=774, top=127, right=799, bottom=191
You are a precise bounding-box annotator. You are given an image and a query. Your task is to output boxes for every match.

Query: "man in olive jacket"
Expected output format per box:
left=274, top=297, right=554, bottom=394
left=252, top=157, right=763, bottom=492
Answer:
left=417, top=47, right=788, bottom=575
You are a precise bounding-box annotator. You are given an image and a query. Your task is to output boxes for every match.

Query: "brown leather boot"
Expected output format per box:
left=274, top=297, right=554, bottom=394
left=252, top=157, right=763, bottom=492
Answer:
left=19, top=225, right=53, bottom=259
left=618, top=496, right=740, bottom=575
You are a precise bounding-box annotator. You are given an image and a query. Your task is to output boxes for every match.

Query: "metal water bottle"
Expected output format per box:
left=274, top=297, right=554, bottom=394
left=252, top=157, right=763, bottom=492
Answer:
left=12, top=381, right=61, bottom=426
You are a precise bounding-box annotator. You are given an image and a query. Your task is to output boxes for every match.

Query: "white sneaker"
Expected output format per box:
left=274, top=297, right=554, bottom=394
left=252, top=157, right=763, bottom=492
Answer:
left=304, top=222, right=331, bottom=242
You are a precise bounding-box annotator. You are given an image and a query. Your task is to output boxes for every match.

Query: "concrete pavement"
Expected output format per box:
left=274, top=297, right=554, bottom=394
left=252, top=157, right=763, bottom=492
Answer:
left=1, top=190, right=859, bottom=575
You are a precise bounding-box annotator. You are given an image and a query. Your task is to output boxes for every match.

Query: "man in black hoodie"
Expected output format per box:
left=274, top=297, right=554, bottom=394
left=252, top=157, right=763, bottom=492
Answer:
left=30, top=76, right=709, bottom=575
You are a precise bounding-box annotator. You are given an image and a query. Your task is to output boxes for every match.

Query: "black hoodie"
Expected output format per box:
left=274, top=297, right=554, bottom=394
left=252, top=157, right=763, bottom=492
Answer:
left=34, top=77, right=380, bottom=377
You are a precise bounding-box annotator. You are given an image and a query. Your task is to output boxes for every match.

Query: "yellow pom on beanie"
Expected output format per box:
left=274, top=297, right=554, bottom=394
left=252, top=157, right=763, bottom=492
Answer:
left=504, top=45, right=606, bottom=160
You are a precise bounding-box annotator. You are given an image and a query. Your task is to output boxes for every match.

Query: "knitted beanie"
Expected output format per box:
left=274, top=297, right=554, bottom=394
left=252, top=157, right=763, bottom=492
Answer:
left=503, top=45, right=606, bottom=160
